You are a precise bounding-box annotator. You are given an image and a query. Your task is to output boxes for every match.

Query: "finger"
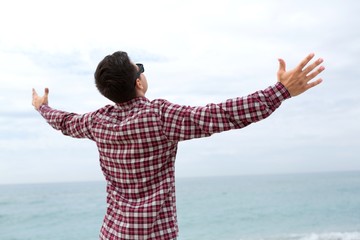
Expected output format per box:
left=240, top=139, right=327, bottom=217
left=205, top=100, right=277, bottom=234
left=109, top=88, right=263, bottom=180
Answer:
left=303, top=58, right=324, bottom=75
left=44, top=88, right=49, bottom=96
left=297, top=53, right=315, bottom=71
left=305, top=65, right=325, bottom=82
left=306, top=78, right=323, bottom=90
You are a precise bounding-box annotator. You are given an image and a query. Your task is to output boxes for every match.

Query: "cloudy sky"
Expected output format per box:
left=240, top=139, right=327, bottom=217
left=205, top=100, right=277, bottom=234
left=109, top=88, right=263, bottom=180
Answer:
left=0, top=0, right=359, bottom=184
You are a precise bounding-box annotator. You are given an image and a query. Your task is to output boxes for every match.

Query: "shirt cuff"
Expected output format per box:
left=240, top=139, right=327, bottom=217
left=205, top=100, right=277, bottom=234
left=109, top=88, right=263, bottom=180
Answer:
left=38, top=104, right=50, bottom=113
left=272, top=82, right=291, bottom=101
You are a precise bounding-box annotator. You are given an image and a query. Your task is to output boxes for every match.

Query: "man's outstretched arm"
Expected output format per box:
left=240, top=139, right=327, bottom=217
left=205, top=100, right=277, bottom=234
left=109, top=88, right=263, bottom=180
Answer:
left=32, top=88, right=94, bottom=139
left=160, top=53, right=325, bottom=141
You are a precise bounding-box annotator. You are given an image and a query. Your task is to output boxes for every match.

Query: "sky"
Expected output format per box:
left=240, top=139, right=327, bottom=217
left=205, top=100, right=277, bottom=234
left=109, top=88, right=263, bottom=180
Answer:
left=0, top=0, right=359, bottom=184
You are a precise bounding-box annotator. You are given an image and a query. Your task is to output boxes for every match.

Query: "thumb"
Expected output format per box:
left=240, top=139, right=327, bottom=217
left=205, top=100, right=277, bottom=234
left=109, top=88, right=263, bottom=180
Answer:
left=44, top=88, right=49, bottom=96
left=278, top=58, right=286, bottom=74
left=32, top=88, right=38, bottom=97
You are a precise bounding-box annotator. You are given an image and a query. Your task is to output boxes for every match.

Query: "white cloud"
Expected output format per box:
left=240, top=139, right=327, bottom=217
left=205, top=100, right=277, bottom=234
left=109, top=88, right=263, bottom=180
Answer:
left=1, top=0, right=359, bottom=184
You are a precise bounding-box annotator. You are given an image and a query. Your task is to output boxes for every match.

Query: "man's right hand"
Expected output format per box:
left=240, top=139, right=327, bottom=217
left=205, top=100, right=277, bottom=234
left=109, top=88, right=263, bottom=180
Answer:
left=32, top=88, right=49, bottom=110
left=277, top=53, right=325, bottom=97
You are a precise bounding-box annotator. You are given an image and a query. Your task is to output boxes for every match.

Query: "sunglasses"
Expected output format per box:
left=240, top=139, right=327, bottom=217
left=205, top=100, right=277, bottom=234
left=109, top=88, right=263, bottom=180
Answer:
left=135, top=63, right=145, bottom=79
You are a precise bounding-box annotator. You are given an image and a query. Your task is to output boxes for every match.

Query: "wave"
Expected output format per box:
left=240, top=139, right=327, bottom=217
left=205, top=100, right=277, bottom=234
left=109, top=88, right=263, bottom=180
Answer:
left=239, top=232, right=360, bottom=240
left=296, top=232, right=360, bottom=240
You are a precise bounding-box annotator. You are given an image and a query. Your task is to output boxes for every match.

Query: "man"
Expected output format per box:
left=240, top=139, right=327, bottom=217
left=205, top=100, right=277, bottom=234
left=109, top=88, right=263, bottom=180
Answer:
left=32, top=51, right=324, bottom=240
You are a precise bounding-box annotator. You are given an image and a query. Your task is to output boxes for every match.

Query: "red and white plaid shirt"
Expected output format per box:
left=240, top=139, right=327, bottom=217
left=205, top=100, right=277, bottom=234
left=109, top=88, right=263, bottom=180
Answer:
left=38, top=82, right=290, bottom=240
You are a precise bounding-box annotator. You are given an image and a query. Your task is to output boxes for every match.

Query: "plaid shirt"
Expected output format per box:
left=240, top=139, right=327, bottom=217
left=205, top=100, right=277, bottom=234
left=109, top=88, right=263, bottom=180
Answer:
left=38, top=82, right=290, bottom=240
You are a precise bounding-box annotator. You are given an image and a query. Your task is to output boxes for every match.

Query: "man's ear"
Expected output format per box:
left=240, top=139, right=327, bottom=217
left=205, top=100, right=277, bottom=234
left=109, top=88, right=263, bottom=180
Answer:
left=135, top=78, right=144, bottom=90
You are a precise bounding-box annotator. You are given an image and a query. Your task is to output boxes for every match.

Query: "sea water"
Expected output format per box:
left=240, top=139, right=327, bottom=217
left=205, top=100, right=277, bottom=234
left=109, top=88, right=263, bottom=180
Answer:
left=1, top=171, right=360, bottom=240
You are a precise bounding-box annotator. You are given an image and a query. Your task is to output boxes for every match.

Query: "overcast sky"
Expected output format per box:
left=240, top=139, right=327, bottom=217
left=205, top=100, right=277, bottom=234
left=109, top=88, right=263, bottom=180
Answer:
left=0, top=0, right=359, bottom=184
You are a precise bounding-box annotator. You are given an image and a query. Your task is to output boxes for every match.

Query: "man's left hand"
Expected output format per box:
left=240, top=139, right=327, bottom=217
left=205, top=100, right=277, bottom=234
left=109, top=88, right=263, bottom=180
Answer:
left=32, top=88, right=49, bottom=110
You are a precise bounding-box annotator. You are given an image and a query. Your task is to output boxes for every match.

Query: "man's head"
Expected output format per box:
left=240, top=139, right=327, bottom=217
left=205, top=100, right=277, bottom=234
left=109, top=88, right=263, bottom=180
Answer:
left=94, top=51, right=147, bottom=103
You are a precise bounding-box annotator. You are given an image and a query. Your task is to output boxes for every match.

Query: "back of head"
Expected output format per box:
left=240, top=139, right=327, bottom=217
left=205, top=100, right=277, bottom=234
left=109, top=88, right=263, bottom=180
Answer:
left=94, top=51, right=137, bottom=103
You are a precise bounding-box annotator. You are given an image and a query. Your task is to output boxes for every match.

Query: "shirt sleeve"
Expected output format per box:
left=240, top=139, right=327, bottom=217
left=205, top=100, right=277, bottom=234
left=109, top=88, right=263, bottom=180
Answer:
left=38, top=105, right=95, bottom=140
left=158, top=82, right=291, bottom=141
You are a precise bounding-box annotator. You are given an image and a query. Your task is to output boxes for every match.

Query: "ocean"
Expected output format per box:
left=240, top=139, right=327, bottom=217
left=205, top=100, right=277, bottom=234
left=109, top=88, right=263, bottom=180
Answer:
left=1, top=171, right=360, bottom=240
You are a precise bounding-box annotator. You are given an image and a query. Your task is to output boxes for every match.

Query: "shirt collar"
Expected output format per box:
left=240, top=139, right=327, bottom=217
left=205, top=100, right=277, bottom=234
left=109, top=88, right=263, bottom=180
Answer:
left=115, top=97, right=150, bottom=110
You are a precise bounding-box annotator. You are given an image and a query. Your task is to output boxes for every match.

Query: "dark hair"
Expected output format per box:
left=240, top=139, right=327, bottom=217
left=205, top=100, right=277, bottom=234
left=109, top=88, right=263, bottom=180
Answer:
left=94, top=51, right=137, bottom=103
